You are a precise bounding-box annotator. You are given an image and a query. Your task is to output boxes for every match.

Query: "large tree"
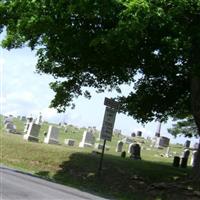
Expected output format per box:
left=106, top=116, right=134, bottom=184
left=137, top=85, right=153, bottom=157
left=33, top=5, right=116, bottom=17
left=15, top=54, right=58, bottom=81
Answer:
left=1, top=0, right=200, bottom=177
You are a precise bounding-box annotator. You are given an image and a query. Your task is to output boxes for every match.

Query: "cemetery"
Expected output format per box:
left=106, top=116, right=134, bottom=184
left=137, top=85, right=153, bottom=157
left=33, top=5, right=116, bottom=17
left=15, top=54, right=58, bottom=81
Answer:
left=1, top=114, right=200, bottom=200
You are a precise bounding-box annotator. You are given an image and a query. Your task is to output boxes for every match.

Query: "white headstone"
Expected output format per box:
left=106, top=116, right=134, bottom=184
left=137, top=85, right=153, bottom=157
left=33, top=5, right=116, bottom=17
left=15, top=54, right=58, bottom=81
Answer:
left=79, top=130, right=95, bottom=148
left=44, top=126, right=59, bottom=144
left=23, top=123, right=41, bottom=142
left=128, top=143, right=135, bottom=153
left=190, top=150, right=198, bottom=167
left=24, top=116, right=33, bottom=133
left=116, top=141, right=123, bottom=152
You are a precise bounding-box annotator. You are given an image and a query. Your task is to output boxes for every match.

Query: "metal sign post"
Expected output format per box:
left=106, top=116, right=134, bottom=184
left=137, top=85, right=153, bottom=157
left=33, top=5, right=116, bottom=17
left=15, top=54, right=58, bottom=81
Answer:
left=98, top=98, right=119, bottom=176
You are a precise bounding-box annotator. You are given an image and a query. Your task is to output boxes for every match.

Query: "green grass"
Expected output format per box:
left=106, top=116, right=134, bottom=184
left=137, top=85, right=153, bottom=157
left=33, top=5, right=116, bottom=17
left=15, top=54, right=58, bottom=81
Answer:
left=1, top=116, right=198, bottom=200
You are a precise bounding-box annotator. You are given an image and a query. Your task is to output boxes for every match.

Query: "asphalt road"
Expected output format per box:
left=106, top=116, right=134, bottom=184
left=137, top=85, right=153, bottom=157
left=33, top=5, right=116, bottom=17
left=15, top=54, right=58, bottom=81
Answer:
left=0, top=166, right=108, bottom=200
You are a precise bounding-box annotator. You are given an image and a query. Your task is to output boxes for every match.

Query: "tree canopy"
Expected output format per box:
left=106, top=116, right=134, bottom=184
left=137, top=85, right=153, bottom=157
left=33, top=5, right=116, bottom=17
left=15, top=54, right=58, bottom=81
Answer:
left=1, top=0, right=200, bottom=133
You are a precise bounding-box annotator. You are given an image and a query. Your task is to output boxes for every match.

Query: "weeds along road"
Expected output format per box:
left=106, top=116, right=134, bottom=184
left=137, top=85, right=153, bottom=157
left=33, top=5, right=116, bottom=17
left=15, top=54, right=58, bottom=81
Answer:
left=0, top=166, right=108, bottom=200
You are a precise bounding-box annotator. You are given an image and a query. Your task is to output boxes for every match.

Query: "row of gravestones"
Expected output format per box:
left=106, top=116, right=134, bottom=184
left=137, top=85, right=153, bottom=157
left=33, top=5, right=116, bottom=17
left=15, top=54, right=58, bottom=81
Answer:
left=23, top=120, right=98, bottom=148
left=173, top=148, right=198, bottom=168
left=116, top=141, right=141, bottom=160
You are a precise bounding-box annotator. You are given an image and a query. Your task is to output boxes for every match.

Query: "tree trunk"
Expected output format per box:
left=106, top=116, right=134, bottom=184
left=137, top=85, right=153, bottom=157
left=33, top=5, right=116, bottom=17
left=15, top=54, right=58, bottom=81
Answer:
left=191, top=76, right=200, bottom=180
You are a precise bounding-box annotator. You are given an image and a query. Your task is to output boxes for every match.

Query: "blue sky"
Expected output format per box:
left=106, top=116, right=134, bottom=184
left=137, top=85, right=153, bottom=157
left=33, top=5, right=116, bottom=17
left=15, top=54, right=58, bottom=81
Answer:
left=0, top=33, right=198, bottom=145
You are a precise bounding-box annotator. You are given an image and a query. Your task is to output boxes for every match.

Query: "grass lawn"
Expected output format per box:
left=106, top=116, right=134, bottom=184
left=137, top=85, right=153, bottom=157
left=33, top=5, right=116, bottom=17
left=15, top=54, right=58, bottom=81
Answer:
left=1, top=116, right=199, bottom=200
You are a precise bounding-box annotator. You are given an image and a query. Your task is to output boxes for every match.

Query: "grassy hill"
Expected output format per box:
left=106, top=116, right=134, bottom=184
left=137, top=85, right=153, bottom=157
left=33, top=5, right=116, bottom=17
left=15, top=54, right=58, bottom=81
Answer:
left=1, top=115, right=199, bottom=200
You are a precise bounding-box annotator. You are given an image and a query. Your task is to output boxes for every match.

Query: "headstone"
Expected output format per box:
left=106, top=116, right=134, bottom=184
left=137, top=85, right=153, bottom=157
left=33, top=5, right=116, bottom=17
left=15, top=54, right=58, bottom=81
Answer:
left=21, top=116, right=26, bottom=121
left=79, top=130, right=95, bottom=148
left=129, top=143, right=141, bottom=160
left=137, top=131, right=142, bottom=137
left=182, top=149, right=190, bottom=159
left=5, top=122, right=16, bottom=133
left=193, top=143, right=199, bottom=150
left=64, top=139, right=75, bottom=146
left=94, top=143, right=110, bottom=151
left=23, top=123, right=41, bottom=142
left=190, top=150, right=198, bottom=167
left=173, top=156, right=180, bottom=167
left=4, top=116, right=13, bottom=124
left=44, top=126, right=59, bottom=144
left=165, top=147, right=171, bottom=157
left=128, top=143, right=135, bottom=153
left=155, top=136, right=170, bottom=148
left=24, top=116, right=33, bottom=133
left=180, top=149, right=190, bottom=168
left=184, top=140, right=191, bottom=148
left=116, top=141, right=123, bottom=152
left=131, top=132, right=136, bottom=137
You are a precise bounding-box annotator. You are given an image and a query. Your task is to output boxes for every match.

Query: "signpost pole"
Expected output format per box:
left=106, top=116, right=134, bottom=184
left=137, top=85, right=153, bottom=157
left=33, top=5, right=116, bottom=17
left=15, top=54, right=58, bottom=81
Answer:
left=98, top=139, right=106, bottom=176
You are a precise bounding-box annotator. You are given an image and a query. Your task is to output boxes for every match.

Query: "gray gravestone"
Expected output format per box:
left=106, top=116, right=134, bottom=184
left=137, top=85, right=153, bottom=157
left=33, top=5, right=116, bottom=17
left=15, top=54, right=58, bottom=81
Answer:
left=130, top=143, right=141, bottom=160
left=79, top=130, right=95, bottom=148
left=184, top=140, right=191, bottom=148
left=137, top=131, right=142, bottom=137
left=182, top=149, right=190, bottom=159
left=116, top=141, right=123, bottom=152
left=44, top=126, right=59, bottom=144
left=94, top=143, right=110, bottom=151
left=155, top=136, right=170, bottom=148
left=5, top=122, right=16, bottom=133
left=23, top=123, right=41, bottom=142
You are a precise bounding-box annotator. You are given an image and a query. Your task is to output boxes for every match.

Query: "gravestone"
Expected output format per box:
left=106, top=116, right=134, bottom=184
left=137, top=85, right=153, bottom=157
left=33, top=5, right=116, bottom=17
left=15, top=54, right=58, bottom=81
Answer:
left=137, top=131, right=142, bottom=137
left=131, top=132, right=136, bottom=137
left=94, top=143, right=110, bottom=151
left=190, top=150, right=198, bottom=167
left=24, top=116, right=33, bottom=133
left=64, top=139, right=75, bottom=146
left=173, top=156, right=180, bottom=167
left=23, top=123, right=41, bottom=142
left=44, top=126, right=59, bottom=144
left=182, top=149, right=190, bottom=159
left=79, top=130, right=95, bottom=148
left=155, top=136, right=170, bottom=148
left=181, top=149, right=190, bottom=168
left=116, top=141, right=123, bottom=152
left=165, top=147, right=171, bottom=157
left=21, top=116, right=26, bottom=121
left=184, top=140, right=191, bottom=148
left=4, top=116, right=13, bottom=124
left=193, top=143, right=199, bottom=150
left=5, top=122, right=16, bottom=133
left=129, top=143, right=141, bottom=160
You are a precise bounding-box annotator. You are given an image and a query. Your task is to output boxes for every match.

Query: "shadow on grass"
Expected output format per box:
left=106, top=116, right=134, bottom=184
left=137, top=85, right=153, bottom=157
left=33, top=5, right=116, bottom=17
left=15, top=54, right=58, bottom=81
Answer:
left=37, top=152, right=192, bottom=200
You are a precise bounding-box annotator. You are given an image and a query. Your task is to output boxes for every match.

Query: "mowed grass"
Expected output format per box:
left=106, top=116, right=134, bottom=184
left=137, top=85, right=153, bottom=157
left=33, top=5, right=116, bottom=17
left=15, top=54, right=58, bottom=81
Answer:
left=1, top=116, right=197, bottom=200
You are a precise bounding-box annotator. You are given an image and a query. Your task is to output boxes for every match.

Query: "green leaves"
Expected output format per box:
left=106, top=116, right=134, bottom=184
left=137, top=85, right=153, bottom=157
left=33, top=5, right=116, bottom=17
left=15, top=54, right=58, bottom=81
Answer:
left=1, top=0, right=200, bottom=133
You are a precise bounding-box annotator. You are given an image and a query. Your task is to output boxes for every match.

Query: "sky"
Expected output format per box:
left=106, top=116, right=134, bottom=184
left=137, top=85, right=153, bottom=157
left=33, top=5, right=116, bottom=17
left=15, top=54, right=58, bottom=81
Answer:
left=0, top=33, right=199, bottom=146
